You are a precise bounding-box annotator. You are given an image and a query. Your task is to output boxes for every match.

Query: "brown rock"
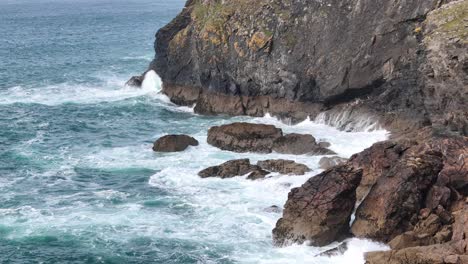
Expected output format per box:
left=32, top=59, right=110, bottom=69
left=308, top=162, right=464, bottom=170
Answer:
left=365, top=243, right=461, bottom=264
left=207, top=122, right=283, bottom=153
left=452, top=204, right=468, bottom=242
left=426, top=185, right=452, bottom=210
left=257, top=160, right=310, bottom=175
left=319, top=156, right=348, bottom=170
left=272, top=133, right=335, bottom=155
left=152, top=135, right=199, bottom=152
left=198, top=159, right=256, bottom=179
left=349, top=140, right=416, bottom=202
left=273, top=165, right=362, bottom=246
left=351, top=150, right=444, bottom=242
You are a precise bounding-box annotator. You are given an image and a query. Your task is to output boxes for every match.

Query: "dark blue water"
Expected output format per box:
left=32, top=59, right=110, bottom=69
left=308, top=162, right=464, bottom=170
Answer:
left=0, top=1, right=389, bottom=263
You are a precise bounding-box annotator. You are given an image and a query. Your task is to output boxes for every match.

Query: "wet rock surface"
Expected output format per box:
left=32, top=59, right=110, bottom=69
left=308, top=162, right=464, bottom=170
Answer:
left=272, top=165, right=362, bottom=246
left=272, top=133, right=335, bottom=155
left=145, top=0, right=468, bottom=259
left=125, top=75, right=143, bottom=87
left=318, top=156, right=348, bottom=170
left=257, top=160, right=310, bottom=176
left=198, top=159, right=257, bottom=179
left=207, top=122, right=282, bottom=153
left=198, top=159, right=310, bottom=179
left=153, top=134, right=199, bottom=152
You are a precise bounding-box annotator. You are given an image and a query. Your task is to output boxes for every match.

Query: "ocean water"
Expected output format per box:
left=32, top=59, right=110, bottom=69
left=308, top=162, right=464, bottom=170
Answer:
left=0, top=0, right=389, bottom=263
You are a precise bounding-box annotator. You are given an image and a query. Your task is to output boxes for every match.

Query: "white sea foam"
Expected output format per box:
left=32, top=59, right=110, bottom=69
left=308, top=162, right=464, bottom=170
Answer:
left=0, top=73, right=162, bottom=106
left=1, top=86, right=390, bottom=262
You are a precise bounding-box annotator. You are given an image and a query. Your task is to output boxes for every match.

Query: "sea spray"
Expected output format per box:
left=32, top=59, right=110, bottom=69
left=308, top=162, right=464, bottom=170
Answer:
left=141, top=70, right=162, bottom=92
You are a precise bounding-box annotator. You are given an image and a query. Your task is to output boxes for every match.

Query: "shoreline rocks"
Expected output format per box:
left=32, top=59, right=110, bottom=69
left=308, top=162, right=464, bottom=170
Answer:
left=273, top=165, right=363, bottom=246
left=198, top=159, right=258, bottom=179
left=207, top=122, right=283, bottom=153
left=153, top=135, right=199, bottom=152
left=125, top=75, right=143, bottom=88
left=198, top=159, right=311, bottom=180
left=318, top=156, right=348, bottom=170
left=257, top=160, right=310, bottom=176
left=272, top=133, right=335, bottom=155
left=141, top=0, right=467, bottom=259
left=207, top=122, right=334, bottom=154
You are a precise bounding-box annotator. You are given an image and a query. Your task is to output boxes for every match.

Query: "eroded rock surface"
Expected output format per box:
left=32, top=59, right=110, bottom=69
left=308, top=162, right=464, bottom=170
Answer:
left=351, top=150, right=444, bottom=242
left=272, top=133, right=335, bottom=155
left=198, top=159, right=257, bottom=178
left=272, top=165, right=362, bottom=246
left=207, top=122, right=282, bottom=153
left=257, top=160, right=310, bottom=176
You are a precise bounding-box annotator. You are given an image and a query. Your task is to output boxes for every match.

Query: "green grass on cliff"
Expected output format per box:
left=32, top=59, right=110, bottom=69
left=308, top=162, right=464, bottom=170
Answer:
left=428, top=1, right=468, bottom=41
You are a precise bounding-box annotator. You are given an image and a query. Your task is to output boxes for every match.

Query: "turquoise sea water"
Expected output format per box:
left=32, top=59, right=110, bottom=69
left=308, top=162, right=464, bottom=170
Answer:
left=0, top=1, right=389, bottom=263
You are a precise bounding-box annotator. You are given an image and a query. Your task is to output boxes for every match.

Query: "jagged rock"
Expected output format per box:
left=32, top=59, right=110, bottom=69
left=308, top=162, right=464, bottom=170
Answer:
left=257, top=160, right=310, bottom=175
left=319, top=156, right=348, bottom=170
left=152, top=135, right=199, bottom=152
left=246, top=168, right=271, bottom=180
left=351, top=150, right=444, bottom=242
left=126, top=75, right=143, bottom=87
left=207, top=122, right=283, bottom=153
left=198, top=159, right=256, bottom=178
left=388, top=212, right=453, bottom=250
left=273, top=165, right=362, bottom=246
left=272, top=133, right=335, bottom=155
left=349, top=140, right=416, bottom=202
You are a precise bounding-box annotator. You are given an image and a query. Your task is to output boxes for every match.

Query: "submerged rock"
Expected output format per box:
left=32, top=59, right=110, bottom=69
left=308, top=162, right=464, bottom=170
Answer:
left=316, top=242, right=349, bottom=257
left=257, top=160, right=310, bottom=176
left=318, top=156, right=348, bottom=170
left=273, top=165, right=362, bottom=247
left=125, top=75, right=143, bottom=88
left=153, top=135, right=199, bottom=152
left=272, top=133, right=335, bottom=155
left=207, top=122, right=283, bottom=153
left=264, top=205, right=282, bottom=214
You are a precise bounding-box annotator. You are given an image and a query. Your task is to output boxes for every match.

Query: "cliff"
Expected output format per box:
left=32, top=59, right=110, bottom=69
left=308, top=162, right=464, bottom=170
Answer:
left=143, top=0, right=468, bottom=261
left=150, top=0, right=467, bottom=135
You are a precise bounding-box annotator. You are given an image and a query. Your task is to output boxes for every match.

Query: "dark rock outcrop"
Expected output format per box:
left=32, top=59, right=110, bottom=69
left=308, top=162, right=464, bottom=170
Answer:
left=206, top=123, right=335, bottom=154
left=207, top=122, right=283, bottom=153
left=153, top=134, right=199, bottom=152
left=150, top=0, right=467, bottom=135
left=257, top=160, right=310, bottom=176
left=198, top=159, right=256, bottom=178
left=125, top=75, right=144, bottom=88
left=272, top=133, right=335, bottom=155
left=272, top=165, right=362, bottom=246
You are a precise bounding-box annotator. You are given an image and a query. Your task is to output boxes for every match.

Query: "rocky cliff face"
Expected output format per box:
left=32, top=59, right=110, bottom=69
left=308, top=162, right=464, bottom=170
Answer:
left=151, top=0, right=467, bottom=134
